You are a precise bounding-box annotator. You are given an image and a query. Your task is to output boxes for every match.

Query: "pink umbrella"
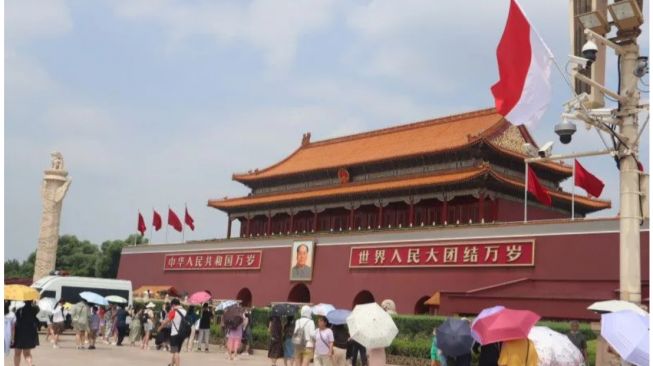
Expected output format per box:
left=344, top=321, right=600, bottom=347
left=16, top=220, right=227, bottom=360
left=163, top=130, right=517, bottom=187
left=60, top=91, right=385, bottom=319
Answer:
left=471, top=308, right=540, bottom=345
left=188, top=291, right=212, bottom=305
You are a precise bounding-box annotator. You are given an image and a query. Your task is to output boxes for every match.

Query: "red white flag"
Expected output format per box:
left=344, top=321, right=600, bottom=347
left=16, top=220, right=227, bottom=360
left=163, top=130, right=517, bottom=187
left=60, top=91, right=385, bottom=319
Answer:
left=168, top=208, right=183, bottom=232
left=152, top=210, right=162, bottom=231
left=491, top=0, right=553, bottom=126
left=184, top=207, right=195, bottom=231
left=527, top=166, right=552, bottom=206
left=574, top=160, right=605, bottom=197
left=137, top=212, right=146, bottom=236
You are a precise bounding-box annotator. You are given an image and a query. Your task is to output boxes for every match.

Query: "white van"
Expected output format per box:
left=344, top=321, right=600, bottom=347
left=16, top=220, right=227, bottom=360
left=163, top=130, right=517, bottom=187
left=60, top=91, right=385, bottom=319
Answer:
left=31, top=276, right=133, bottom=305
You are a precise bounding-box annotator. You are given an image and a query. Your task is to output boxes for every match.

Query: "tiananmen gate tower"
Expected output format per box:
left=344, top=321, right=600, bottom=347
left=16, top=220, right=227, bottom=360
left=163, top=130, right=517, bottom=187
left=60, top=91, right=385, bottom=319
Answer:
left=118, top=108, right=649, bottom=320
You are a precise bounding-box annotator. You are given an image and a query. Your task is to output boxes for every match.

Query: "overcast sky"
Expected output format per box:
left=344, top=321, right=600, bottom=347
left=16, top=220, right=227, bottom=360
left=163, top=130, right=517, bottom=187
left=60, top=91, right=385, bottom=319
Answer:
left=5, top=0, right=649, bottom=260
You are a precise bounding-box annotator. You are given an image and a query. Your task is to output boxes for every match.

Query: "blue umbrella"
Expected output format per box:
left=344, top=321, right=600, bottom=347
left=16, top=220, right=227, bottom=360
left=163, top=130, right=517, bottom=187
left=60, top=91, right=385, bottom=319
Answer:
left=80, top=291, right=109, bottom=306
left=327, top=309, right=352, bottom=325
left=601, top=310, right=649, bottom=366
left=437, top=318, right=474, bottom=357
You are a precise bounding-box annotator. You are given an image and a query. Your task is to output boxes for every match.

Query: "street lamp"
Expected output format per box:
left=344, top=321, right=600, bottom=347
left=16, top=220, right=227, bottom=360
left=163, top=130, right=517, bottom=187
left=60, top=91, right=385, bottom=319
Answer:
left=576, top=11, right=610, bottom=35
left=608, top=0, right=644, bottom=30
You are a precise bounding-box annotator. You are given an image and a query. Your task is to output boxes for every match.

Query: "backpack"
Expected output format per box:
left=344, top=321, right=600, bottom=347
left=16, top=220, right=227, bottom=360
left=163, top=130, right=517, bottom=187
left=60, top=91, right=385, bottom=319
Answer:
left=292, top=319, right=308, bottom=347
left=173, top=310, right=192, bottom=339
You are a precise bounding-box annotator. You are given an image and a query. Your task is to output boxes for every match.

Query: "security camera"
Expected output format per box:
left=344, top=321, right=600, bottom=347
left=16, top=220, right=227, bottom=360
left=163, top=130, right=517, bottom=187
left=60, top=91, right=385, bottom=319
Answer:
left=581, top=40, right=598, bottom=67
left=554, top=119, right=577, bottom=144
left=538, top=141, right=554, bottom=158
left=635, top=56, right=648, bottom=78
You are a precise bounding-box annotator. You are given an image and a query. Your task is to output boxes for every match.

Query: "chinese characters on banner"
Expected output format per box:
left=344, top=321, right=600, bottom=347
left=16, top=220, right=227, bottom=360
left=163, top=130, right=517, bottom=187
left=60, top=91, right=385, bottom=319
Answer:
left=349, top=241, right=534, bottom=268
left=164, top=251, right=262, bottom=271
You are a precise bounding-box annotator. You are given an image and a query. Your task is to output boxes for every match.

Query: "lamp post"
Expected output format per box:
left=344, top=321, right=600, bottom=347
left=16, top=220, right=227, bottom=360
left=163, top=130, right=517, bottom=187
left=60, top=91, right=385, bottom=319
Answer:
left=571, top=0, right=647, bottom=304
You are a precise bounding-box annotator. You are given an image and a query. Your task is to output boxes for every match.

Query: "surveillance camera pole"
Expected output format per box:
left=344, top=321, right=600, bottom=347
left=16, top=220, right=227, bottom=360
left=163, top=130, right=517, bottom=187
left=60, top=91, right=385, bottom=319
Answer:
left=571, top=28, right=644, bottom=305
left=617, top=41, right=642, bottom=304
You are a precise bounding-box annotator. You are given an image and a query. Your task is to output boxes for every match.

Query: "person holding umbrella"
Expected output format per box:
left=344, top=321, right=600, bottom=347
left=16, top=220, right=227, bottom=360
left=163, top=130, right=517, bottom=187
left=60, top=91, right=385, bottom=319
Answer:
left=268, top=314, right=284, bottom=365
left=70, top=299, right=91, bottom=349
left=51, top=299, right=66, bottom=348
left=196, top=303, right=212, bottom=352
left=313, top=316, right=334, bottom=366
left=225, top=308, right=247, bottom=360
left=326, top=309, right=351, bottom=366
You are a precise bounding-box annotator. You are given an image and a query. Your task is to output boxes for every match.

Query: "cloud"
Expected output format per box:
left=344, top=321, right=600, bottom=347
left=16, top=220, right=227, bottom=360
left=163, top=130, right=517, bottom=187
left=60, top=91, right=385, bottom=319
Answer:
left=5, top=0, right=73, bottom=42
left=110, top=0, right=337, bottom=72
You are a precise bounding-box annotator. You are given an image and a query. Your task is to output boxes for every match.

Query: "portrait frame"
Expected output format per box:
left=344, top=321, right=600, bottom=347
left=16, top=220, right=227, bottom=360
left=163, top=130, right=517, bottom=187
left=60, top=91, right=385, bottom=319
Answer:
left=289, top=240, right=315, bottom=282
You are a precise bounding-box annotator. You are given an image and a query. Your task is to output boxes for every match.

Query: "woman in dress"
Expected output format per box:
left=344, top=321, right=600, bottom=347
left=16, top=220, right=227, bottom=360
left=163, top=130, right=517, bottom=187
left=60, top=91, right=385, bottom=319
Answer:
left=13, top=300, right=40, bottom=366
left=128, top=307, right=143, bottom=346
left=268, top=315, right=284, bottom=365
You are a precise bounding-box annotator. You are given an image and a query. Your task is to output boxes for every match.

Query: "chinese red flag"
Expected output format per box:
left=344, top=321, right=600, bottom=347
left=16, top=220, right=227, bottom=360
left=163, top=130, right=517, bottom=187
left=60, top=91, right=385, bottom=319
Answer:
left=168, top=208, right=183, bottom=232
left=574, top=160, right=605, bottom=197
left=184, top=207, right=195, bottom=231
left=152, top=210, right=162, bottom=231
left=527, top=166, right=552, bottom=206
left=137, top=212, right=146, bottom=236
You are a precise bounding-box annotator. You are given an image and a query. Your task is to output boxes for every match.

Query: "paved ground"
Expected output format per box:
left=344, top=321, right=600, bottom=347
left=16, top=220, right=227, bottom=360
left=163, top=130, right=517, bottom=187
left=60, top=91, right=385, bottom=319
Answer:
left=6, top=333, right=279, bottom=366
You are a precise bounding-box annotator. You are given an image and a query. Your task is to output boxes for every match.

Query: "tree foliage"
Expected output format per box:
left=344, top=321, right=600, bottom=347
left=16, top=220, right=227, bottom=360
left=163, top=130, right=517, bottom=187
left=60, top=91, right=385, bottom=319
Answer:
left=5, top=234, right=147, bottom=279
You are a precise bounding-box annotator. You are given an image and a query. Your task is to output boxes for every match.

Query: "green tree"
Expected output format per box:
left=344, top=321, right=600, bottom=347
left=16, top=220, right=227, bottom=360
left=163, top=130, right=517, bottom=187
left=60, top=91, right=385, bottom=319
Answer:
left=95, top=234, right=147, bottom=279
left=55, top=235, right=100, bottom=276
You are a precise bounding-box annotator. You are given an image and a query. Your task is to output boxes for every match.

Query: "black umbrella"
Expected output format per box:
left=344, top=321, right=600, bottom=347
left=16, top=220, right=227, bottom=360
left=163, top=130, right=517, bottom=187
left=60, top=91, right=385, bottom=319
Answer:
left=271, top=303, right=299, bottom=317
left=223, top=306, right=244, bottom=329
left=436, top=318, right=474, bottom=357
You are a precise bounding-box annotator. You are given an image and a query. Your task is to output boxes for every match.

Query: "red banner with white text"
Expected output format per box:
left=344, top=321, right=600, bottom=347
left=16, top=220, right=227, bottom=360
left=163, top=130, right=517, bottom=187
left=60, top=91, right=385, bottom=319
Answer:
left=349, top=241, right=534, bottom=268
left=164, top=251, right=262, bottom=271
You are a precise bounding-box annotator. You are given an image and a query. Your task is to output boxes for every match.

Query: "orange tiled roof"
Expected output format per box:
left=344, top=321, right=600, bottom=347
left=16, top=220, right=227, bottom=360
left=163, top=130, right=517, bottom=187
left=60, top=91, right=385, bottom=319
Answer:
left=211, top=166, right=489, bottom=210
left=234, top=108, right=505, bottom=182
left=210, top=165, right=610, bottom=211
left=486, top=142, right=572, bottom=175
left=489, top=170, right=611, bottom=210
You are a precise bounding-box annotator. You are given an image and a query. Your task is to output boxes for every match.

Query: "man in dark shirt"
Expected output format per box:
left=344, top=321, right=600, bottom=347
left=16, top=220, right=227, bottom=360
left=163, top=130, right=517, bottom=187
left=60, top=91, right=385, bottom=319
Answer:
left=115, top=305, right=128, bottom=346
left=472, top=341, right=501, bottom=366
left=331, top=324, right=349, bottom=366
left=197, top=303, right=212, bottom=352
left=566, top=320, right=587, bottom=361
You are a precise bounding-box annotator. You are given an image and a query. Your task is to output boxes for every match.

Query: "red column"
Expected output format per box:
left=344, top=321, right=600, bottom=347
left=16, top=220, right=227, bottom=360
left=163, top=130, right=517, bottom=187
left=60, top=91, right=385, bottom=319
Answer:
left=442, top=198, right=448, bottom=224
left=227, top=218, right=232, bottom=239
left=493, top=199, right=499, bottom=222
left=267, top=215, right=272, bottom=236
left=478, top=192, right=485, bottom=223
left=289, top=213, right=294, bottom=233
left=377, top=204, right=383, bottom=228
left=409, top=201, right=415, bottom=227
left=245, top=217, right=251, bottom=237
left=313, top=211, right=318, bottom=232
left=349, top=207, right=355, bottom=229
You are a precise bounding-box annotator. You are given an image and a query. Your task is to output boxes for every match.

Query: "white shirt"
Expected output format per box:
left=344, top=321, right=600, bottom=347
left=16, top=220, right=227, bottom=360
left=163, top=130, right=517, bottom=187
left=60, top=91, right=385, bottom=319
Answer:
left=52, top=305, right=65, bottom=323
left=168, top=307, right=187, bottom=336
left=294, top=317, right=316, bottom=348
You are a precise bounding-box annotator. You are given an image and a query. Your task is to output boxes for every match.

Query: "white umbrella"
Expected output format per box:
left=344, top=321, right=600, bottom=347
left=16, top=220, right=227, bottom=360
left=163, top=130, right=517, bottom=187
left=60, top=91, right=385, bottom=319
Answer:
left=601, top=310, right=649, bottom=366
left=312, top=303, right=336, bottom=316
left=105, top=295, right=128, bottom=304
left=216, top=300, right=239, bottom=311
left=145, top=302, right=156, bottom=309
left=36, top=298, right=57, bottom=322
left=347, top=302, right=398, bottom=349
left=588, top=300, right=648, bottom=315
left=528, top=326, right=584, bottom=366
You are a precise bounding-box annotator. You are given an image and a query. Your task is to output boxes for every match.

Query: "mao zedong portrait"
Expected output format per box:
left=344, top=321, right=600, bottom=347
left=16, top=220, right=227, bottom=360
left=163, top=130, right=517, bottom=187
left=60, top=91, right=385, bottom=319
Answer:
left=291, top=243, right=312, bottom=281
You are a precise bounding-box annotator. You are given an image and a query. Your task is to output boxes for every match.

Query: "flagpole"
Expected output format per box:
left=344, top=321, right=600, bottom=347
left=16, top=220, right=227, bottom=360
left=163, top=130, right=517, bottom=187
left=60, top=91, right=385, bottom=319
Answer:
left=571, top=159, right=576, bottom=221
left=524, top=162, right=528, bottom=223
left=150, top=207, right=154, bottom=244
left=166, top=206, right=169, bottom=244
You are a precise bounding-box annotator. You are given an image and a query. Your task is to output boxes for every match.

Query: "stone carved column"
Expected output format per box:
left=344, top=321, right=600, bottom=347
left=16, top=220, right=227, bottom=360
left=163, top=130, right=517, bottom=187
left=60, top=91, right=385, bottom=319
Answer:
left=33, top=152, right=72, bottom=281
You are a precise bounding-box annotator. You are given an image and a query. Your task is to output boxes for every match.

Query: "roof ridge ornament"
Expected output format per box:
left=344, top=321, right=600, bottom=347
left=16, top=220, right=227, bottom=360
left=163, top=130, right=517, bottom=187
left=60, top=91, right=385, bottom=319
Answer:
left=301, top=132, right=311, bottom=146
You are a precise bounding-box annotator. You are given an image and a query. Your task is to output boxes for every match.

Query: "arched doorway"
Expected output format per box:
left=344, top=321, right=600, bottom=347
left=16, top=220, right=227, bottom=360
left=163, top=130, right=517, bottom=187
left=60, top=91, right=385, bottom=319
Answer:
left=414, top=296, right=430, bottom=314
left=236, top=288, right=252, bottom=307
left=288, top=284, right=310, bottom=303
left=352, top=290, right=375, bottom=307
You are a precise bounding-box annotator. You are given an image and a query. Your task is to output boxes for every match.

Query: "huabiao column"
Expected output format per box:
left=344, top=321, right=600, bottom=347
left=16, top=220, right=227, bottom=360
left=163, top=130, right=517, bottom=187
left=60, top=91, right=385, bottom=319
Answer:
left=33, top=152, right=72, bottom=281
